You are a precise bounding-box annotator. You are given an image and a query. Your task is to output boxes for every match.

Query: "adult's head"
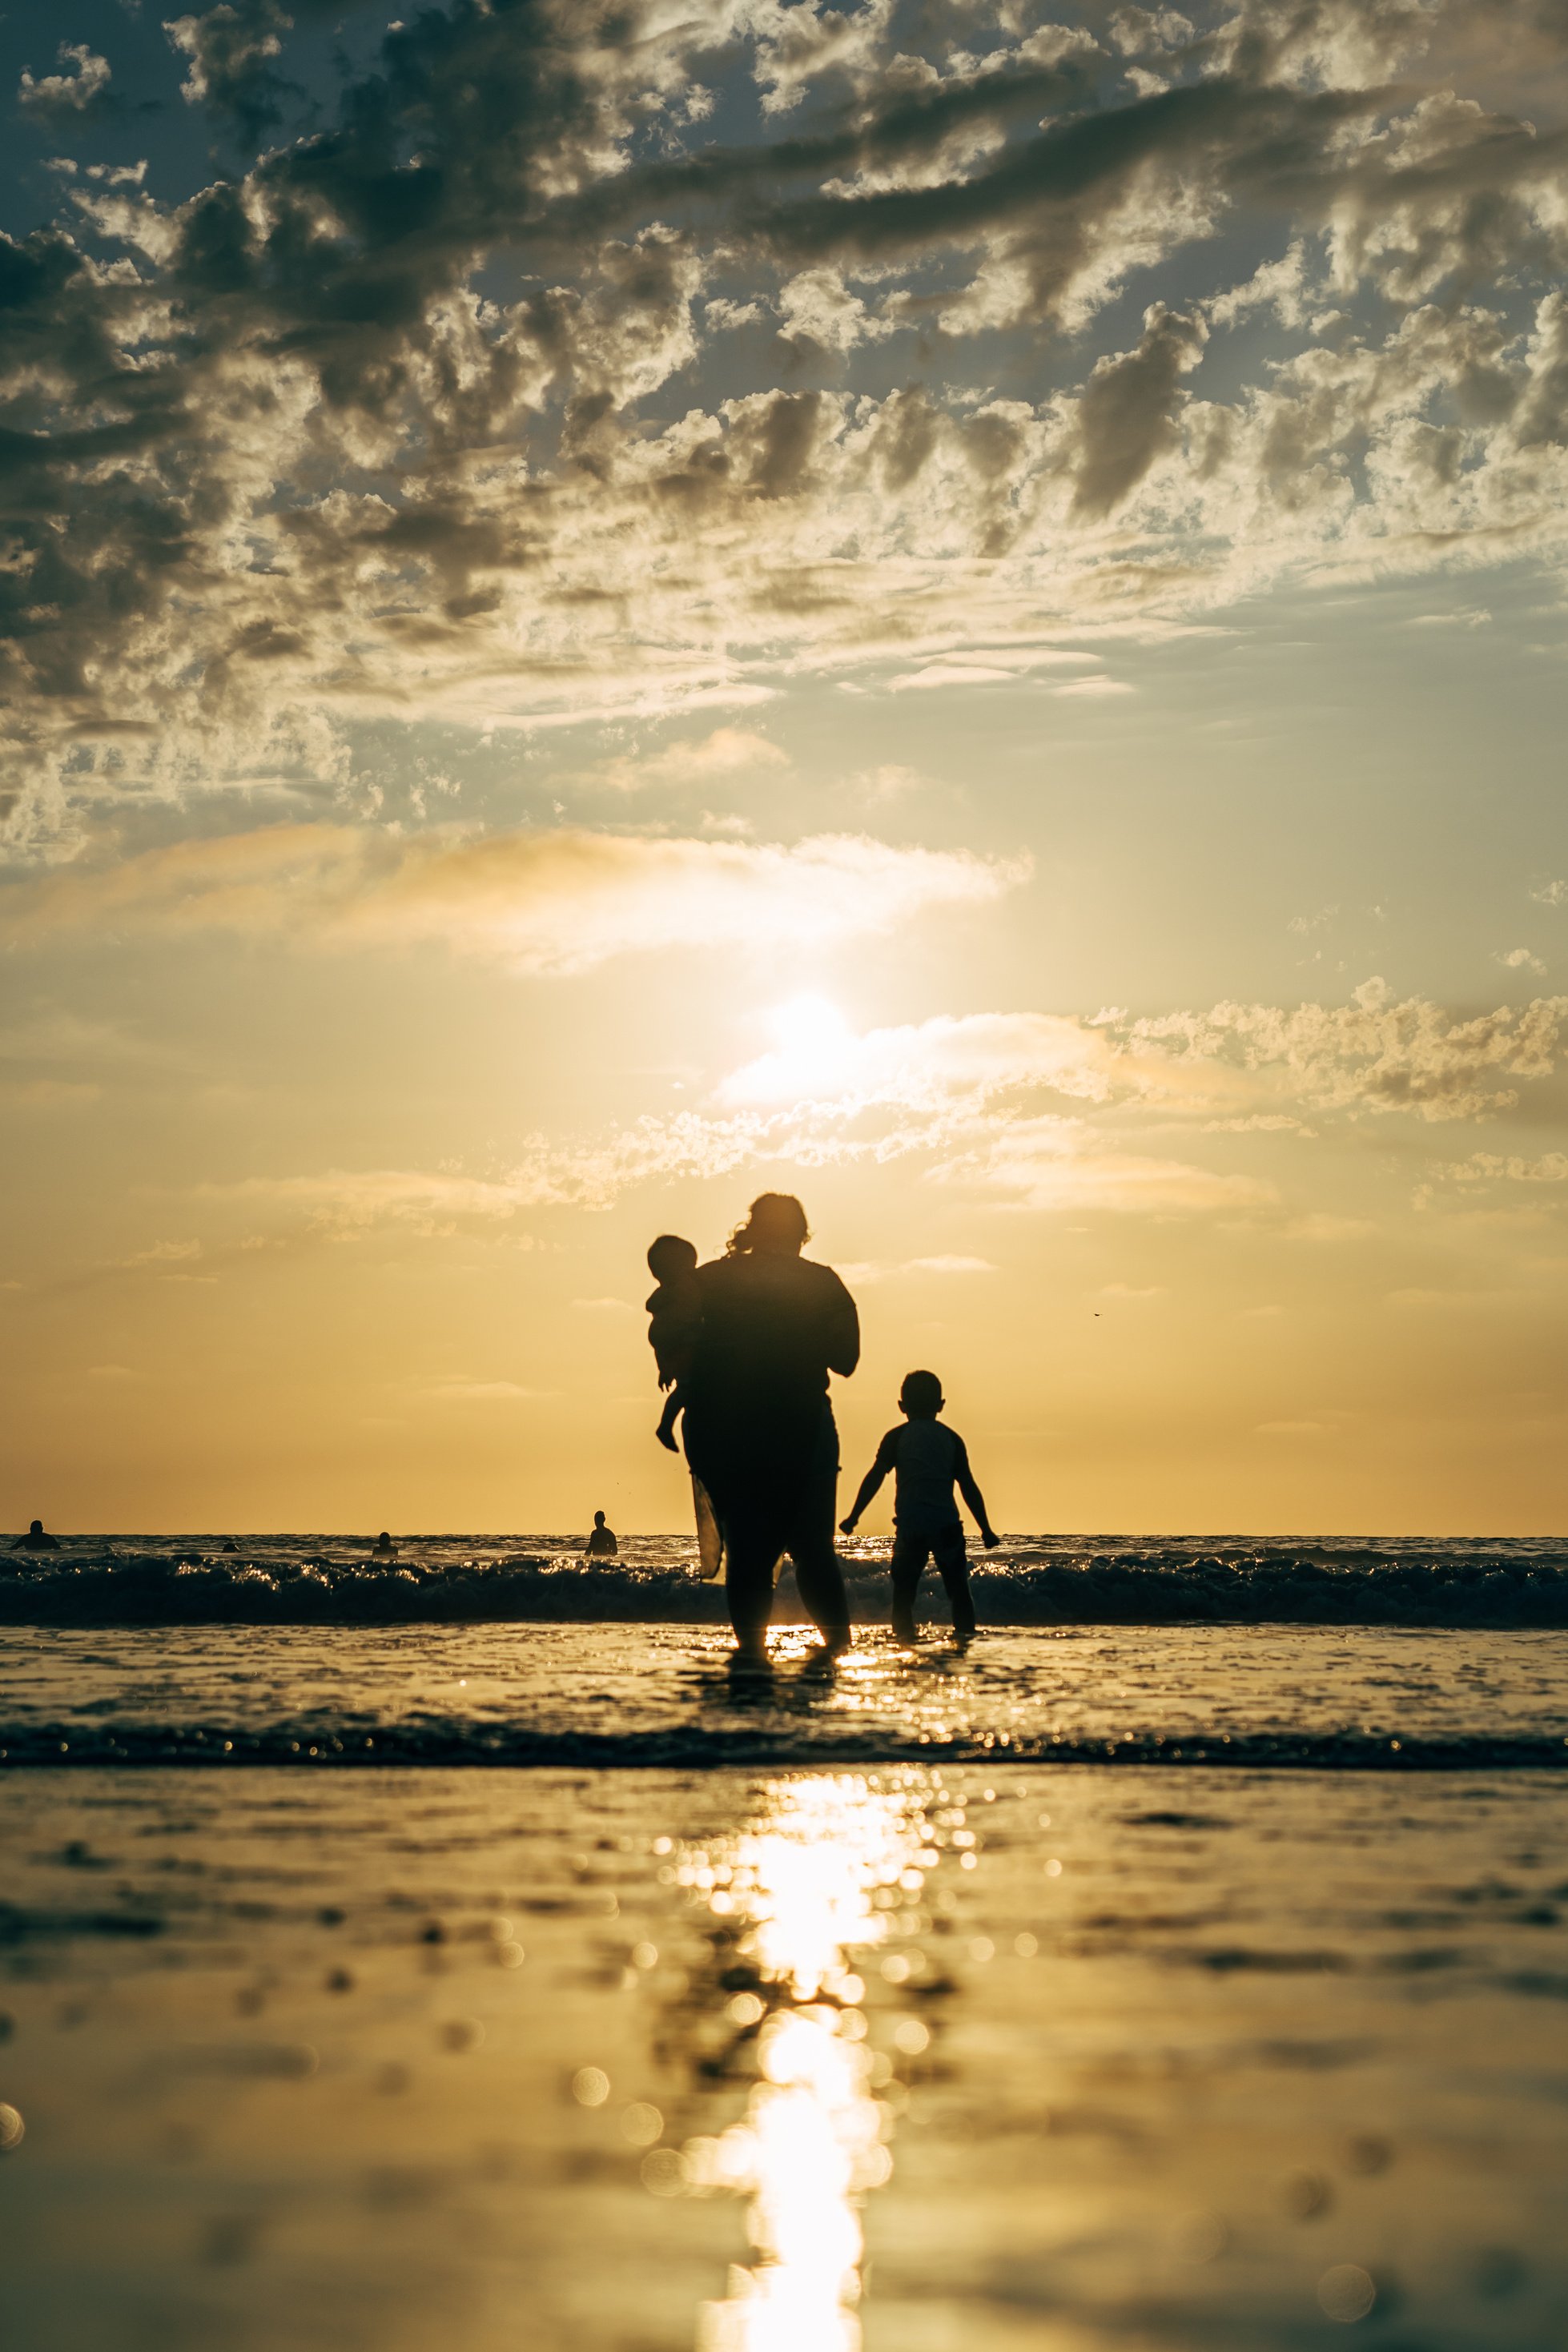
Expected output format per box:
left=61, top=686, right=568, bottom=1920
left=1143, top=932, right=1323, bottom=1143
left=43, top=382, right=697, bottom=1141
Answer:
left=726, top=1193, right=810, bottom=1259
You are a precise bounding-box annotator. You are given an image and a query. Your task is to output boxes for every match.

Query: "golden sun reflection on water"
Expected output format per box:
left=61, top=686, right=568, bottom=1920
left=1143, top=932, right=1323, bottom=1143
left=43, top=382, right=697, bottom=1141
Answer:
left=681, top=1775, right=939, bottom=2352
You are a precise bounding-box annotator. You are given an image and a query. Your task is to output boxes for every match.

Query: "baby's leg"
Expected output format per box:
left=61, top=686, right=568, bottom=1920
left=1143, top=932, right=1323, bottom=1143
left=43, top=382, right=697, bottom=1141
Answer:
left=655, top=1388, right=682, bottom=1451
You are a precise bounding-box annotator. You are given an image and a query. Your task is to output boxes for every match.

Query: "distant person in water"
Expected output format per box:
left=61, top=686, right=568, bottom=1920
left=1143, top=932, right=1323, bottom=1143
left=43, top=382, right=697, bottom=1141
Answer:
left=372, top=1531, right=396, bottom=1558
left=585, top=1511, right=618, bottom=1558
left=680, top=1192, right=858, bottom=1664
left=13, top=1518, right=60, bottom=1552
left=841, top=1371, right=999, bottom=1645
left=645, top=1234, right=701, bottom=1453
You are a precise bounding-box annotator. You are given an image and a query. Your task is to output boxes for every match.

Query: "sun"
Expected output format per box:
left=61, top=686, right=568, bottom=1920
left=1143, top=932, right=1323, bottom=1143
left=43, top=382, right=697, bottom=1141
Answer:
left=719, top=995, right=858, bottom=1106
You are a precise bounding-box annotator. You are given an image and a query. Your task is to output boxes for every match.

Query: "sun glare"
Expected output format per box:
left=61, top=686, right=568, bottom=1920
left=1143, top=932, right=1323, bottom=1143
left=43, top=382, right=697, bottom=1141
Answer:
left=719, top=995, right=858, bottom=1107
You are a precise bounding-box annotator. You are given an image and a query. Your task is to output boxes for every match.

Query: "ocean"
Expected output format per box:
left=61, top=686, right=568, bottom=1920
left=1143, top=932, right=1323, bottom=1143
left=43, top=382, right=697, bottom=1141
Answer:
left=0, top=1538, right=1564, bottom=2348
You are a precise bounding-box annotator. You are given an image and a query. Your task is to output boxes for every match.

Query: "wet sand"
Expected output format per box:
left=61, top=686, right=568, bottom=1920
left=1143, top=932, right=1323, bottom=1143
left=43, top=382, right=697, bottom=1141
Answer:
left=0, top=1749, right=1564, bottom=2350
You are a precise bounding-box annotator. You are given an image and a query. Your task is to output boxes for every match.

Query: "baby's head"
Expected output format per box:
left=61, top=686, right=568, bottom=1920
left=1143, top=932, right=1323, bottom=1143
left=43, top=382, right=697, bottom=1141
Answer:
left=899, top=1369, right=944, bottom=1421
left=648, top=1232, right=698, bottom=1282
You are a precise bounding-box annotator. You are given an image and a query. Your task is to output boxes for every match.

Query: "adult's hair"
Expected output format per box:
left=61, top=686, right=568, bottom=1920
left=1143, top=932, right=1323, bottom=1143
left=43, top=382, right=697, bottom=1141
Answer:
left=726, top=1192, right=810, bottom=1256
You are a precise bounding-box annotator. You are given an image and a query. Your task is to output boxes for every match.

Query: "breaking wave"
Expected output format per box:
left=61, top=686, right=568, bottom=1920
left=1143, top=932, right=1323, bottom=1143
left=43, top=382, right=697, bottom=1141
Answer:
left=2, top=1534, right=1565, bottom=1627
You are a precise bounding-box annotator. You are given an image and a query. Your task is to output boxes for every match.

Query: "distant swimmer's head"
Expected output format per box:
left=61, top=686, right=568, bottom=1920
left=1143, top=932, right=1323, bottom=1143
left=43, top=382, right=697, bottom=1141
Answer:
left=376, top=1530, right=392, bottom=1546
left=726, top=1192, right=809, bottom=1259
left=647, top=1232, right=698, bottom=1281
left=899, top=1370, right=943, bottom=1420
left=593, top=1510, right=607, bottom=1528
left=29, top=1519, right=43, bottom=1537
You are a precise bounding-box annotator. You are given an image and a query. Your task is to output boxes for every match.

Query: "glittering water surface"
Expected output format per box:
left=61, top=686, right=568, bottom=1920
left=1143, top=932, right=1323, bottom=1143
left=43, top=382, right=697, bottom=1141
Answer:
left=0, top=1620, right=1565, bottom=1767
left=0, top=1762, right=1563, bottom=2351
left=1, top=1615, right=1564, bottom=2346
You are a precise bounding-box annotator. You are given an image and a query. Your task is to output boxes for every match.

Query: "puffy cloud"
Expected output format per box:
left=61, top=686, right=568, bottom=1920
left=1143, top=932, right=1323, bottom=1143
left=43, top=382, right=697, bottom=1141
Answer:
left=517, top=978, right=1568, bottom=1212
left=1071, top=305, right=1208, bottom=517
left=714, top=982, right=1568, bottom=1128
left=164, top=2, right=300, bottom=145
left=6, top=821, right=1024, bottom=973
left=18, top=45, right=112, bottom=118
left=10, top=0, right=1568, bottom=846
left=1127, top=979, right=1568, bottom=1121
left=1429, top=1149, right=1568, bottom=1188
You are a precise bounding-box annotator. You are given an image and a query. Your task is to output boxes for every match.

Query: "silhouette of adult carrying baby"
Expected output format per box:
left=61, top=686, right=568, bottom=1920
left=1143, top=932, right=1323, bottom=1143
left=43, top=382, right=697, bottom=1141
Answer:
left=680, top=1193, right=858, bottom=1665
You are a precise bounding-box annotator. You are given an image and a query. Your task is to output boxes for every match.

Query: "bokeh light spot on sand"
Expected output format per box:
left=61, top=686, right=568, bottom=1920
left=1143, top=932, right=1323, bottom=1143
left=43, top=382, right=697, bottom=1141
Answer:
left=572, top=2067, right=609, bottom=2107
left=0, top=2104, right=23, bottom=2150
left=1318, top=2264, right=1377, bottom=2322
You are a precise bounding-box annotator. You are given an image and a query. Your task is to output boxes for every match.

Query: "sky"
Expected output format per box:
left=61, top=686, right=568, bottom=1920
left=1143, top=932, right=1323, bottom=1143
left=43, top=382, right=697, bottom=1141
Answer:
left=2, top=0, right=1566, bottom=1535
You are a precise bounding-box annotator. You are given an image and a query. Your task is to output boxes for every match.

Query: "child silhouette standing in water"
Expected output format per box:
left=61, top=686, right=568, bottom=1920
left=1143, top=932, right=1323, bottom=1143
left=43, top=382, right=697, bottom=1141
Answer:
left=841, top=1370, right=999, bottom=1644
left=645, top=1234, right=701, bottom=1451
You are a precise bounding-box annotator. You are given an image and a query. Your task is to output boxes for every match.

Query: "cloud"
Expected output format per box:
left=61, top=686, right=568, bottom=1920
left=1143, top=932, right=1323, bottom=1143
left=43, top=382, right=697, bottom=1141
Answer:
left=164, top=1, right=303, bottom=145
left=8, top=823, right=1024, bottom=974
left=1533, top=880, right=1568, bottom=907
left=10, top=2, right=1568, bottom=844
left=1429, top=1150, right=1568, bottom=1189
left=931, top=1117, right=1276, bottom=1215
left=203, top=1168, right=535, bottom=1234
left=1071, top=305, right=1208, bottom=518
left=585, top=728, right=790, bottom=793
left=1128, top=979, right=1568, bottom=1122
left=1497, top=947, right=1547, bottom=976
left=420, top=1377, right=551, bottom=1403
left=507, top=978, right=1568, bottom=1214
left=18, top=44, right=112, bottom=118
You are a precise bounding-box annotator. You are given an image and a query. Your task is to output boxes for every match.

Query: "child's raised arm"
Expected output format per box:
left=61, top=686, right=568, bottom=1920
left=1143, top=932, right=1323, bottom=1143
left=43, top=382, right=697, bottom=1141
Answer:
left=954, top=1435, right=999, bottom=1549
left=839, top=1431, right=899, bottom=1534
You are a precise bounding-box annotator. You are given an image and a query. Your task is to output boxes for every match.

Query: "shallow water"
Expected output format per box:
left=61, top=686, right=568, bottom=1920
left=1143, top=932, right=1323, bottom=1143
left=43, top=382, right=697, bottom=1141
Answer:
left=1, top=1620, right=1563, bottom=2347
left=0, top=1627, right=1561, bottom=1768
left=0, top=1761, right=1563, bottom=2351
left=0, top=1622, right=1566, bottom=1769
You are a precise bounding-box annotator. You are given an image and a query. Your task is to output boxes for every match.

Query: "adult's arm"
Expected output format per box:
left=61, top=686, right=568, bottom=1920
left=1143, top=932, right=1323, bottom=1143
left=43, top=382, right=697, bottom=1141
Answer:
left=822, top=1268, right=861, bottom=1378
left=842, top=1428, right=899, bottom=1530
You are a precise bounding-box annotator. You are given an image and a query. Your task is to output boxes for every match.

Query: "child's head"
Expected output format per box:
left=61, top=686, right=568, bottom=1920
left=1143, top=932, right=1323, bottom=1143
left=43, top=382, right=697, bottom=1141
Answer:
left=648, top=1232, right=698, bottom=1281
left=899, top=1369, right=944, bottom=1420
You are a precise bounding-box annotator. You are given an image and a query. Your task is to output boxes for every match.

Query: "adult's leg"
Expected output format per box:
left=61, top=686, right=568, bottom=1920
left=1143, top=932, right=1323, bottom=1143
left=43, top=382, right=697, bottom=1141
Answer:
left=787, top=1409, right=851, bottom=1649
left=722, top=1504, right=786, bottom=1651
left=931, top=1527, right=976, bottom=1639
left=890, top=1534, right=929, bottom=1642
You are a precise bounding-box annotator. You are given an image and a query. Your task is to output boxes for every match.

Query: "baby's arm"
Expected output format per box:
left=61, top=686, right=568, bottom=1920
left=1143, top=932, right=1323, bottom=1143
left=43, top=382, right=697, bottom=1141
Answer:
left=953, top=1434, right=999, bottom=1548
left=840, top=1432, right=898, bottom=1534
